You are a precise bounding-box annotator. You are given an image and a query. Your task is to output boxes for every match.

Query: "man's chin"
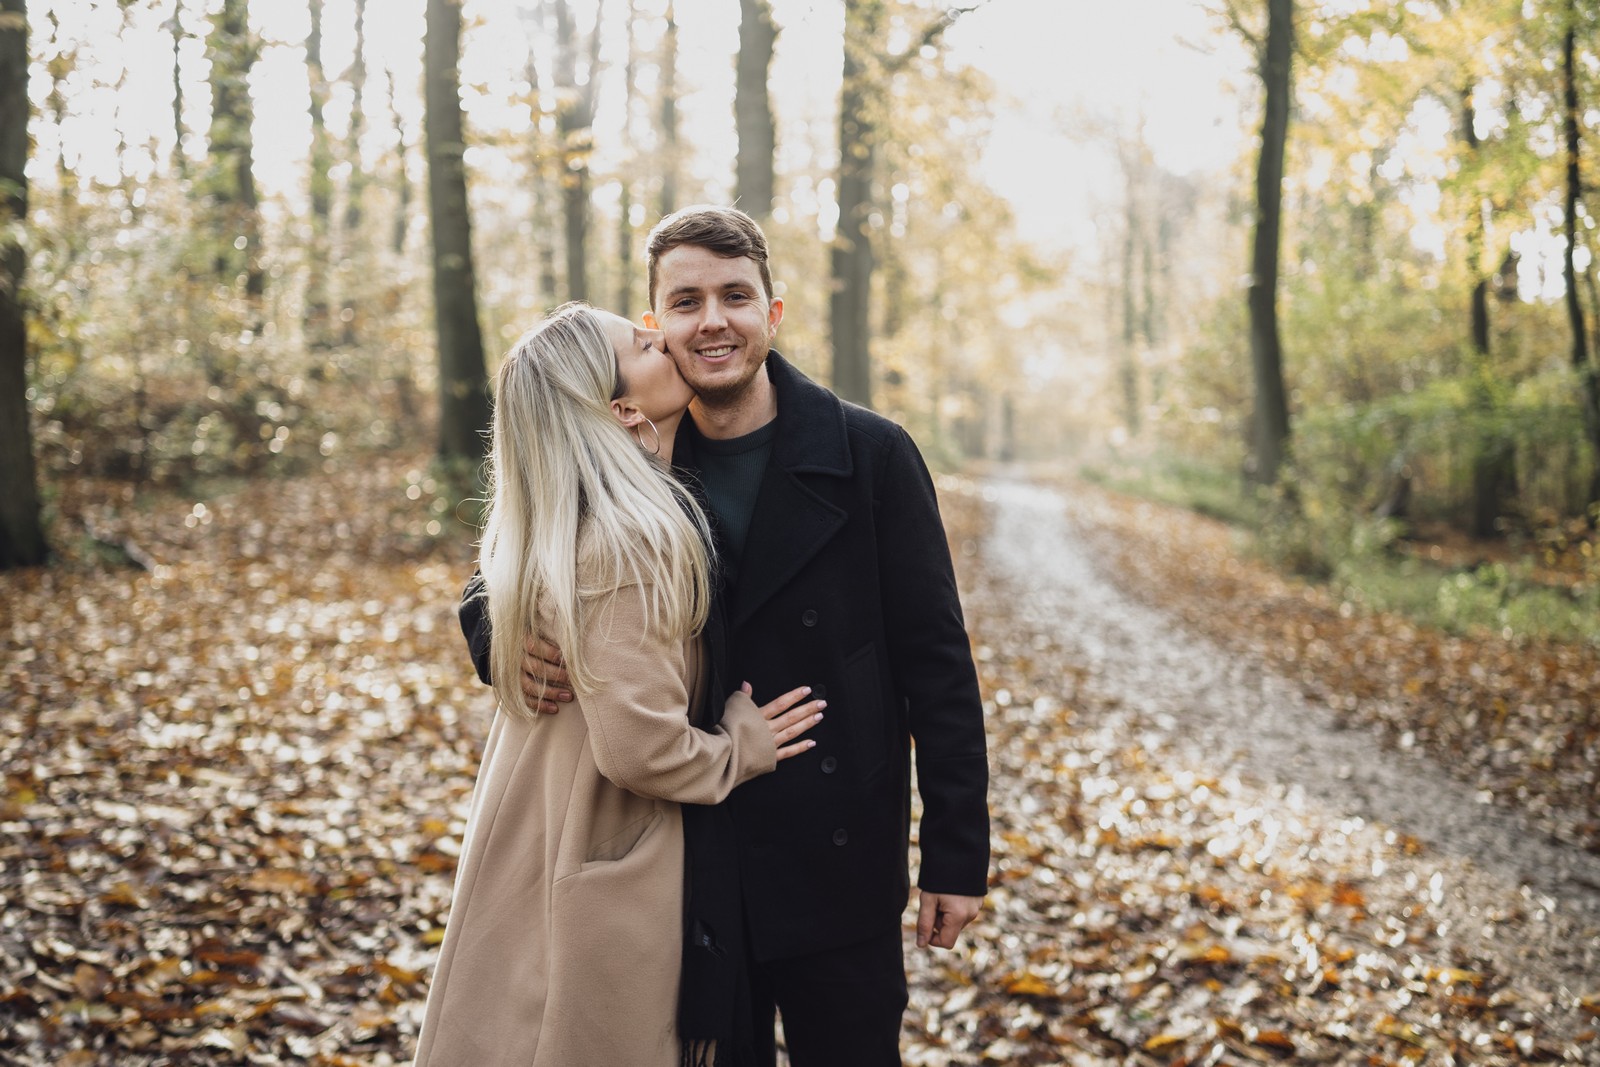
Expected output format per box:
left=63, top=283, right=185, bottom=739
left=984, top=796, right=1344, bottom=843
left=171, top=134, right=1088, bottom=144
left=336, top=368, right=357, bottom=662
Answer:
left=686, top=360, right=766, bottom=407
left=691, top=380, right=751, bottom=407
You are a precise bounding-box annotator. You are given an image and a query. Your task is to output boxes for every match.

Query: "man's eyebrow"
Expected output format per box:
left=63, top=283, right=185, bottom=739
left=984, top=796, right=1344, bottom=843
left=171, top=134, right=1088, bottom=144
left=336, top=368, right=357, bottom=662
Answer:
left=663, top=280, right=755, bottom=299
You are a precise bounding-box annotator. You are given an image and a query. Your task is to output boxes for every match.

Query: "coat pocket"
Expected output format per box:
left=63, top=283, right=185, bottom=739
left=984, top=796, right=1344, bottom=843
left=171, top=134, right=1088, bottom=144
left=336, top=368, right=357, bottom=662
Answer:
left=582, top=808, right=665, bottom=868
left=842, top=642, right=889, bottom=780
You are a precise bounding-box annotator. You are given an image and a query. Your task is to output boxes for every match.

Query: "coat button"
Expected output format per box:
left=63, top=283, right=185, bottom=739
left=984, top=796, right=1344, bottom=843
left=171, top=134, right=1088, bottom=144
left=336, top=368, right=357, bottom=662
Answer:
left=801, top=609, right=818, bottom=627
left=811, top=685, right=827, bottom=700
left=820, top=756, right=838, bottom=774
left=832, top=828, right=849, bottom=846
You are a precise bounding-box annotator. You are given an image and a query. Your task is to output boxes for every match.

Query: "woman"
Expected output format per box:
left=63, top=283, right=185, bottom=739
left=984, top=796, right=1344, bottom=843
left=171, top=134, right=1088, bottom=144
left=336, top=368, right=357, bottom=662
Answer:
left=412, top=303, right=823, bottom=1066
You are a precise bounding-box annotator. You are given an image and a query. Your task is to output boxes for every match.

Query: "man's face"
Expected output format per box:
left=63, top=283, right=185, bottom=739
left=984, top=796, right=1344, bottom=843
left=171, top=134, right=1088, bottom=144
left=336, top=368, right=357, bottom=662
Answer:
left=645, top=244, right=784, bottom=407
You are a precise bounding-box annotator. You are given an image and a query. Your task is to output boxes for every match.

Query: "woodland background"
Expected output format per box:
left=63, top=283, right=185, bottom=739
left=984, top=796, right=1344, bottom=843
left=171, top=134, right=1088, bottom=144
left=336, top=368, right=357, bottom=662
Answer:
left=2, top=0, right=1600, bottom=1063
left=1, top=0, right=1599, bottom=583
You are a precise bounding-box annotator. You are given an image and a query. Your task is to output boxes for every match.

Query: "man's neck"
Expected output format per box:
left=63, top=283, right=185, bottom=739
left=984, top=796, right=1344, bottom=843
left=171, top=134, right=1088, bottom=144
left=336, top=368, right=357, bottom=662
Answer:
left=690, top=364, right=778, bottom=440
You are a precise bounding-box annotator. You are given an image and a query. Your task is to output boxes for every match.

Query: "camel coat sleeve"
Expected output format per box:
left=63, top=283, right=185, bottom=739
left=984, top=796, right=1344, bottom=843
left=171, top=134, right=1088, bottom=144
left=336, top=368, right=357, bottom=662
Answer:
left=578, top=581, right=776, bottom=802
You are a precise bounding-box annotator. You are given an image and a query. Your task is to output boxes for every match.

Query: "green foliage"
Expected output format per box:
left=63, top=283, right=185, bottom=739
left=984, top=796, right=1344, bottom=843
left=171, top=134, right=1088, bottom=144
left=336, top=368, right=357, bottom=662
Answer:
left=1182, top=0, right=1600, bottom=548
left=1335, top=552, right=1600, bottom=644
left=1290, top=373, right=1597, bottom=529
left=1080, top=454, right=1263, bottom=529
left=429, top=451, right=490, bottom=537
left=25, top=158, right=432, bottom=491
left=1097, top=443, right=1600, bottom=643
left=1250, top=468, right=1401, bottom=580
left=1251, top=377, right=1600, bottom=641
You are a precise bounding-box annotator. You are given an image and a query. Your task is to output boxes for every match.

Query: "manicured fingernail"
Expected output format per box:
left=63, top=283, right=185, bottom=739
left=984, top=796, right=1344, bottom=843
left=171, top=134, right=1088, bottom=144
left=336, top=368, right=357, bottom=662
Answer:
left=808, top=739, right=817, bottom=748
left=816, top=700, right=827, bottom=709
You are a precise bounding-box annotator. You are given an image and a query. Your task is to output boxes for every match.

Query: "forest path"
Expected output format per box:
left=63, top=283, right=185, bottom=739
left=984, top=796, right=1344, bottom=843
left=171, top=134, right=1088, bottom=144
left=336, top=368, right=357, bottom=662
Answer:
left=974, top=474, right=1600, bottom=1006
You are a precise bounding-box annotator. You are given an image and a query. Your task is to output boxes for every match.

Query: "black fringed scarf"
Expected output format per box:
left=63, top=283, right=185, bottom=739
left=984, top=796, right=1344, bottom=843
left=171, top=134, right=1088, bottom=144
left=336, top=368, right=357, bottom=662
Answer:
left=676, top=607, right=757, bottom=1067
left=674, top=449, right=758, bottom=1067
left=677, top=800, right=755, bottom=1067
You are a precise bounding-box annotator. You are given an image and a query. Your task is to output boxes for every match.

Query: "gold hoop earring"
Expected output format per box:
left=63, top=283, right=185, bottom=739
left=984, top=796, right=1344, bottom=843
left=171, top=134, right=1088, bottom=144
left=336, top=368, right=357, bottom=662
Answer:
left=633, top=417, right=661, bottom=456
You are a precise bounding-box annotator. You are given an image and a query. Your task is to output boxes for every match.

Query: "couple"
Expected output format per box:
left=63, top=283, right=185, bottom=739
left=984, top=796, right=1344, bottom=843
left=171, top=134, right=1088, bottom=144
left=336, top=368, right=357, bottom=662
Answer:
left=413, top=207, right=990, bottom=1067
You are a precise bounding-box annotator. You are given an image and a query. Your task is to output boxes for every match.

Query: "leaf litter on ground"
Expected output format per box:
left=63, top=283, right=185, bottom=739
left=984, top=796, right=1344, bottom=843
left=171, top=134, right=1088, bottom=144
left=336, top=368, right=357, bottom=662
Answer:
left=2, top=460, right=1596, bottom=1064
left=3, top=459, right=479, bottom=1064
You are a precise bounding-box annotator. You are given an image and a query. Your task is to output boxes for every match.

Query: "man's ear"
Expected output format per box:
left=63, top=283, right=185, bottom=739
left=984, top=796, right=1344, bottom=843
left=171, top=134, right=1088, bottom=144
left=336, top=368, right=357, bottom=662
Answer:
left=642, top=311, right=659, bottom=329
left=768, top=297, right=784, bottom=333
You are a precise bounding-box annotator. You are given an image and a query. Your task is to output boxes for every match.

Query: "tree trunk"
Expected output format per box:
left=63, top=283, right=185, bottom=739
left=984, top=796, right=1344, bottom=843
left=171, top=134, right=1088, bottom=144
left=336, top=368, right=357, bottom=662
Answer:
left=388, top=68, right=412, bottom=256
left=1119, top=143, right=1141, bottom=436
left=43, top=11, right=77, bottom=275
left=880, top=179, right=907, bottom=339
left=616, top=0, right=639, bottom=315
left=1462, top=83, right=1515, bottom=537
left=169, top=0, right=187, bottom=178
left=305, top=0, right=334, bottom=346
left=553, top=0, right=602, bottom=303
left=1561, top=7, right=1600, bottom=511
left=1245, top=0, right=1293, bottom=486
left=345, top=0, right=368, bottom=236
left=657, top=1, right=679, bottom=218
left=424, top=0, right=491, bottom=462
left=340, top=0, right=368, bottom=344
left=735, top=0, right=777, bottom=219
left=0, top=0, right=46, bottom=568
left=307, top=0, right=331, bottom=229
left=519, top=34, right=559, bottom=306
left=829, top=0, right=882, bottom=409
left=204, top=0, right=264, bottom=303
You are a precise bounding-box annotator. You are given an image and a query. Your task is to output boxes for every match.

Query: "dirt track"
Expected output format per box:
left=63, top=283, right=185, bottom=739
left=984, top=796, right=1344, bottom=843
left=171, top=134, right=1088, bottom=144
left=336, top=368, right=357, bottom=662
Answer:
left=977, top=475, right=1599, bottom=1027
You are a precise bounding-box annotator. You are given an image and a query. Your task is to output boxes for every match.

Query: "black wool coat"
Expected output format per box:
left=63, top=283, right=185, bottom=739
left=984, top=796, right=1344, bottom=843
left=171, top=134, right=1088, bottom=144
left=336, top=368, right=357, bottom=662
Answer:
left=460, top=352, right=990, bottom=962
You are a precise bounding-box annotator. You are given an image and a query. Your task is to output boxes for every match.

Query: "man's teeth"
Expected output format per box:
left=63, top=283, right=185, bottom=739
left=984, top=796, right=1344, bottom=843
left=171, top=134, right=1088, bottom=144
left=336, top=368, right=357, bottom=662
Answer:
left=699, top=346, right=735, bottom=358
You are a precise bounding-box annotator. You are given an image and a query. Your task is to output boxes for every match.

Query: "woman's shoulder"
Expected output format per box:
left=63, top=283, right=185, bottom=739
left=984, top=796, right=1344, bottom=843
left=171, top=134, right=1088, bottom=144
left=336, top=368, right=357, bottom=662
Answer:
left=573, top=521, right=653, bottom=598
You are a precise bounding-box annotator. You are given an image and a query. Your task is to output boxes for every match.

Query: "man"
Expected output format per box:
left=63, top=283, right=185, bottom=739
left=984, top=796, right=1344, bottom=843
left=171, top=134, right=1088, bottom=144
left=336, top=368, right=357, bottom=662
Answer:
left=459, top=206, right=989, bottom=1066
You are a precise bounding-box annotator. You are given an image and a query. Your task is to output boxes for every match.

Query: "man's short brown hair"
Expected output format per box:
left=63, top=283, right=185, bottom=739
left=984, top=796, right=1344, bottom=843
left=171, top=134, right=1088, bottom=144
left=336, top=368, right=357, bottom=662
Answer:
left=646, top=205, right=774, bottom=310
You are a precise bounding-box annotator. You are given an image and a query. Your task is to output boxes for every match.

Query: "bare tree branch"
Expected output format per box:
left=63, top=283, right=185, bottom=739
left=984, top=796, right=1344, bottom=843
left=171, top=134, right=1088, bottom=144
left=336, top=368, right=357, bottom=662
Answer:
left=885, top=1, right=990, bottom=74
left=1208, top=0, right=1262, bottom=59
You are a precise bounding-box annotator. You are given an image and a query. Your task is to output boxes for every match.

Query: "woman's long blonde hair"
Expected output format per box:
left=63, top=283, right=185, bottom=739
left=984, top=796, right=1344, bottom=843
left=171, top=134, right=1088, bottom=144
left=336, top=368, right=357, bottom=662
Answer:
left=477, top=302, right=712, bottom=718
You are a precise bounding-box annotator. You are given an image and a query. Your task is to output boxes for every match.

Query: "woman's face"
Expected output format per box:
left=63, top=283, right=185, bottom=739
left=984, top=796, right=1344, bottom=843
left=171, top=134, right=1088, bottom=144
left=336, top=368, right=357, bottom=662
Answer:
left=600, top=310, right=692, bottom=423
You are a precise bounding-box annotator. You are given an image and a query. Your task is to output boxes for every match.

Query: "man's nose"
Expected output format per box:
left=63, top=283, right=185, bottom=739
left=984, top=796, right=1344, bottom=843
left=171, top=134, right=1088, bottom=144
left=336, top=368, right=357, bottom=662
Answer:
left=699, top=300, right=728, bottom=331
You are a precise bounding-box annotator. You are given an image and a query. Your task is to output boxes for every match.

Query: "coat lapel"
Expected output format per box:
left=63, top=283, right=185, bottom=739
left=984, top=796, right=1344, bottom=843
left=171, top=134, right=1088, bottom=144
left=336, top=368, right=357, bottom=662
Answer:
left=731, top=467, right=846, bottom=627
left=728, top=353, right=852, bottom=628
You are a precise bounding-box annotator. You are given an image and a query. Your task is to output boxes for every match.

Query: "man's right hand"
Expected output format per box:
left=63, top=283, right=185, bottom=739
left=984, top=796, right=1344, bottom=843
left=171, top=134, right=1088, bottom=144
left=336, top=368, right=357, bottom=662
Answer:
left=521, top=636, right=573, bottom=714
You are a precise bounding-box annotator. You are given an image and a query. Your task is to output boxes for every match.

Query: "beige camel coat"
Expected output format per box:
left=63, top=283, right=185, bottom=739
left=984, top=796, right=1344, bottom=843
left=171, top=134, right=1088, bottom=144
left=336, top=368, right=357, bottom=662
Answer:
left=412, top=580, right=776, bottom=1067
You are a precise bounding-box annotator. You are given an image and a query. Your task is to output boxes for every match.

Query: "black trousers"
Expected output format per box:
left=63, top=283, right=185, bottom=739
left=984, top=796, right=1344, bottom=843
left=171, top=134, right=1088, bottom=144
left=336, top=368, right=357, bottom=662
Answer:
left=747, top=925, right=909, bottom=1067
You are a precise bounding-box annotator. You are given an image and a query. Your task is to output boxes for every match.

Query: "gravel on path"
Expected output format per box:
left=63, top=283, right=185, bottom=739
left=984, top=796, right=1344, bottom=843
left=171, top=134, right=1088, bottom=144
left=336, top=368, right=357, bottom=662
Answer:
left=977, top=475, right=1600, bottom=1033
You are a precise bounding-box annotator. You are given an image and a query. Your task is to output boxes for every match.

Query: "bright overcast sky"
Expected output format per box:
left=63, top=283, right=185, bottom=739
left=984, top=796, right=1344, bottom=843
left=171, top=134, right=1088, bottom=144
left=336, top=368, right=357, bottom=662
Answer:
left=941, top=1, right=1252, bottom=249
